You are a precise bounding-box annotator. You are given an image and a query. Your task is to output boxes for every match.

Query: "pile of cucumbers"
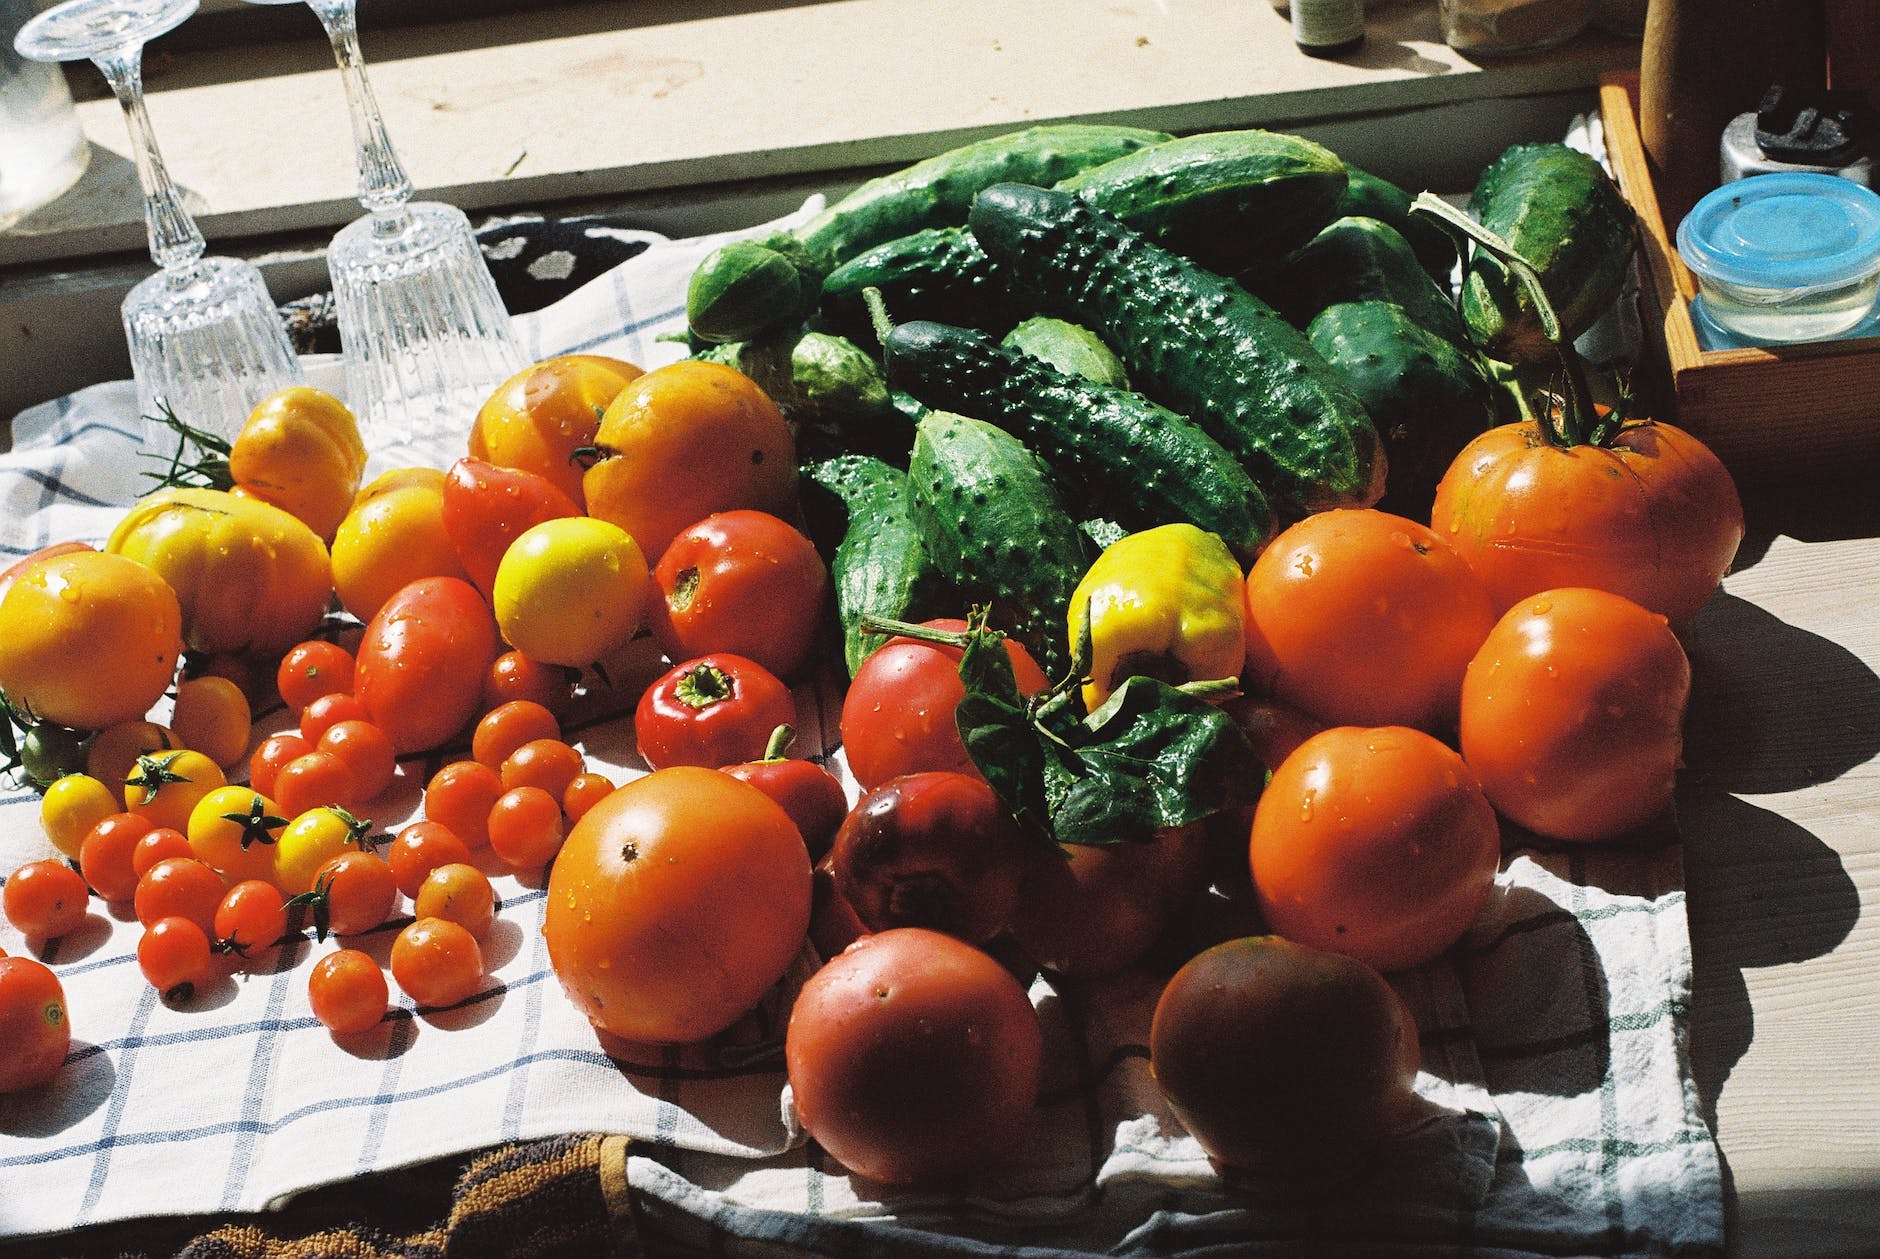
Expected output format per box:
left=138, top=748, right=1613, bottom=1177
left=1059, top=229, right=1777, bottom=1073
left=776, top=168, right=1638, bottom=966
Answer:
left=687, top=123, right=1636, bottom=680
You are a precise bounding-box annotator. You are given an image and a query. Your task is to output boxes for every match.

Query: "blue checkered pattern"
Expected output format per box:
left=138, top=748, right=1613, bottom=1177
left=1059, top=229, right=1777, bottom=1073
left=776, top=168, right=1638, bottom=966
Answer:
left=0, top=186, right=1724, bottom=1256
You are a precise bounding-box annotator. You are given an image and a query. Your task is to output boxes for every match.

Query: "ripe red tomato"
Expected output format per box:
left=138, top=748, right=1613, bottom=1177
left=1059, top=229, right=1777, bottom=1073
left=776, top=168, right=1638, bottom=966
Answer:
left=386, top=820, right=475, bottom=900
left=1009, top=824, right=1209, bottom=979
left=1459, top=587, right=1691, bottom=842
left=316, top=720, right=397, bottom=802
left=138, top=915, right=215, bottom=999
left=309, top=948, right=389, bottom=1035
left=4, top=859, right=90, bottom=940
left=439, top=456, right=582, bottom=601
left=482, top=650, right=575, bottom=716
left=634, top=654, right=796, bottom=770
left=721, top=733, right=849, bottom=860
left=838, top=619, right=1049, bottom=791
left=486, top=786, right=566, bottom=871
left=80, top=812, right=157, bottom=903
left=354, top=577, right=501, bottom=756
left=1250, top=726, right=1501, bottom=973
left=1431, top=417, right=1744, bottom=627
left=544, top=767, right=811, bottom=1044
left=413, top=863, right=496, bottom=940
left=0, top=956, right=71, bottom=1093
left=248, top=732, right=313, bottom=800
left=214, top=880, right=288, bottom=959
left=646, top=510, right=830, bottom=679
left=276, top=640, right=355, bottom=712
left=133, top=857, right=225, bottom=932
left=1150, top=935, right=1420, bottom=1171
left=828, top=771, right=1031, bottom=945
left=785, top=928, right=1042, bottom=1185
left=1242, top=509, right=1498, bottom=733
left=308, top=851, right=398, bottom=937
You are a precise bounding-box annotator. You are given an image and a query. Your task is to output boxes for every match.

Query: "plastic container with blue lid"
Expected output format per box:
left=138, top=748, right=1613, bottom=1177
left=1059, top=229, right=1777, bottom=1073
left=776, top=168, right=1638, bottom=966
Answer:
left=1676, top=171, right=1880, bottom=344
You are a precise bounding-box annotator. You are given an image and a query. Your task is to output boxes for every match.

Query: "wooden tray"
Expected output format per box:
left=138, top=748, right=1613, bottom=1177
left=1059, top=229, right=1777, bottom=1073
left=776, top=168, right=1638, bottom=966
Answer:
left=1599, top=72, right=1880, bottom=484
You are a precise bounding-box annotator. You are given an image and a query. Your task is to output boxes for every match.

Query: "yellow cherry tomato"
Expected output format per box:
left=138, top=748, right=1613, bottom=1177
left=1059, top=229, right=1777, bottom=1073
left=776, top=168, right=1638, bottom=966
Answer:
left=272, top=805, right=376, bottom=896
left=329, top=467, right=471, bottom=623
left=492, top=517, right=649, bottom=668
left=170, top=675, right=253, bottom=770
left=0, top=549, right=183, bottom=732
left=125, top=748, right=228, bottom=834
left=228, top=386, right=368, bottom=542
left=106, top=487, right=333, bottom=658
left=40, top=773, right=120, bottom=862
left=87, top=720, right=178, bottom=807
left=470, top=355, right=644, bottom=507
left=187, top=785, right=289, bottom=886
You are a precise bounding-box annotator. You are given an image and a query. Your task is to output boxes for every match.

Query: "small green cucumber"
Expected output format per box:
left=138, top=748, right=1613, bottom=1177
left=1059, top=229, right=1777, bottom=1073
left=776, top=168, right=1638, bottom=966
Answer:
left=1306, top=300, right=1496, bottom=519
left=687, top=123, right=1169, bottom=343
left=885, top=321, right=1270, bottom=560
left=1269, top=216, right=1471, bottom=346
left=695, top=329, right=911, bottom=464
left=1000, top=316, right=1129, bottom=388
left=819, top=226, right=1016, bottom=350
left=1335, top=165, right=1458, bottom=281
left=1460, top=143, right=1638, bottom=363
left=1058, top=128, right=1348, bottom=274
left=907, top=410, right=1088, bottom=676
left=970, top=182, right=1384, bottom=516
left=800, top=455, right=945, bottom=677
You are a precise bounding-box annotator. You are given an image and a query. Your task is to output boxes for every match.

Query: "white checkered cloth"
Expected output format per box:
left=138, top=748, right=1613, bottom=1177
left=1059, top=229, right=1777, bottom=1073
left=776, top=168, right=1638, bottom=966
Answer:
left=0, top=195, right=1722, bottom=1255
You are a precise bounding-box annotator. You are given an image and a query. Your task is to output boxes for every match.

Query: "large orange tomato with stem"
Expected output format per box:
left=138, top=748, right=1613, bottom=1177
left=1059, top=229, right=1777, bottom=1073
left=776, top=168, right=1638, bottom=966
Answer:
left=470, top=354, right=644, bottom=508
left=1430, top=399, right=1744, bottom=629
left=544, top=767, right=811, bottom=1044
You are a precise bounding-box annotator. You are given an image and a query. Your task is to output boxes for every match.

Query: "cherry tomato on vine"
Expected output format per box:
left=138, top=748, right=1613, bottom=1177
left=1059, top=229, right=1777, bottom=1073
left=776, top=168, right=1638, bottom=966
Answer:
left=1459, top=587, right=1691, bottom=842
left=646, top=510, right=830, bottom=679
left=838, top=619, right=1049, bottom=791
left=391, top=918, right=485, bottom=1009
left=4, top=859, right=90, bottom=940
left=635, top=654, right=796, bottom=770
left=0, top=956, right=71, bottom=1093
left=308, top=948, right=388, bottom=1036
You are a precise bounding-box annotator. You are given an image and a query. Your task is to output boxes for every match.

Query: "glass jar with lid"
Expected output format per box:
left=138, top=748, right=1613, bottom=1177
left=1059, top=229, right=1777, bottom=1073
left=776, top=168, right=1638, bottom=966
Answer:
left=1438, top=0, right=1592, bottom=55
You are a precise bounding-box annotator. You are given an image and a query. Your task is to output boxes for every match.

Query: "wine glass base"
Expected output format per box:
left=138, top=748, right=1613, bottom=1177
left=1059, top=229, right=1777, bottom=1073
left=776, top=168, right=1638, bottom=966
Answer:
left=329, top=200, right=525, bottom=468
left=121, top=254, right=305, bottom=447
left=13, top=0, right=197, bottom=63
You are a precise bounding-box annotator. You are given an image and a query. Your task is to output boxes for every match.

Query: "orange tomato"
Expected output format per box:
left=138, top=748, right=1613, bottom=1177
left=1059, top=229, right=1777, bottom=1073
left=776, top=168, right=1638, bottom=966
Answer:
left=469, top=354, right=644, bottom=507
left=330, top=468, right=471, bottom=623
left=227, top=386, right=367, bottom=541
left=581, top=360, right=798, bottom=561
left=544, top=767, right=811, bottom=1044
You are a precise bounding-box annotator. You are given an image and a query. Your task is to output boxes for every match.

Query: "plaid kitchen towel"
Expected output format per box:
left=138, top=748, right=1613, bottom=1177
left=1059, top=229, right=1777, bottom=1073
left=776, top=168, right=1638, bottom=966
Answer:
left=0, top=190, right=1723, bottom=1255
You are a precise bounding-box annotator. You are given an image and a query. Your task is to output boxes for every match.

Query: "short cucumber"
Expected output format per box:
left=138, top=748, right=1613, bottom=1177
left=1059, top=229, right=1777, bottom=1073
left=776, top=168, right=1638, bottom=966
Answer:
left=999, top=316, right=1129, bottom=388
left=1306, top=300, right=1495, bottom=520
left=1335, top=165, right=1458, bottom=281
left=819, top=226, right=1016, bottom=350
left=800, top=455, right=945, bottom=677
left=885, top=321, right=1271, bottom=560
left=907, top=410, right=1088, bottom=676
left=695, top=329, right=911, bottom=464
left=970, top=182, right=1384, bottom=516
left=687, top=123, right=1169, bottom=343
left=1460, top=143, right=1637, bottom=363
left=1269, top=216, right=1470, bottom=346
left=1058, top=128, right=1348, bottom=274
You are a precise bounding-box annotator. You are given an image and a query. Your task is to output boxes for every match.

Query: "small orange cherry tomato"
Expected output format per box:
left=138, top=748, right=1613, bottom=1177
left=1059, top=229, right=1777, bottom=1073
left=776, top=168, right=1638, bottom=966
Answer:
left=249, top=732, right=313, bottom=799
left=4, top=860, right=91, bottom=940
left=472, top=701, right=561, bottom=770
left=391, top=918, right=485, bottom=1009
left=273, top=751, right=359, bottom=819
left=386, top=821, right=474, bottom=900
left=80, top=812, right=158, bottom=902
left=499, top=738, right=585, bottom=800
left=486, top=787, right=565, bottom=872
left=413, top=863, right=496, bottom=940
left=133, top=857, right=225, bottom=932
left=316, top=720, right=397, bottom=803
left=277, top=640, right=357, bottom=713
left=424, top=761, right=505, bottom=850
left=169, top=676, right=253, bottom=771
left=124, top=749, right=227, bottom=834
left=307, top=851, right=398, bottom=938
left=309, top=948, right=388, bottom=1035
left=561, top=772, right=615, bottom=824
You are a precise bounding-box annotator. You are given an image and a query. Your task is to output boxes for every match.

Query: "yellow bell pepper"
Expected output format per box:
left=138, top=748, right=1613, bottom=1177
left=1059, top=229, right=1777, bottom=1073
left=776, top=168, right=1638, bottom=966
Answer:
left=1067, top=523, right=1247, bottom=711
left=106, top=487, right=333, bottom=657
left=228, top=386, right=368, bottom=542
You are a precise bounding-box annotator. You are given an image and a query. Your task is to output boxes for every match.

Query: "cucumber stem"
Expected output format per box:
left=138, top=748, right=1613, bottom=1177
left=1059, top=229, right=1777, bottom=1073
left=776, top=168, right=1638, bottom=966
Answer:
left=1408, top=192, right=1560, bottom=345
left=862, top=285, right=894, bottom=353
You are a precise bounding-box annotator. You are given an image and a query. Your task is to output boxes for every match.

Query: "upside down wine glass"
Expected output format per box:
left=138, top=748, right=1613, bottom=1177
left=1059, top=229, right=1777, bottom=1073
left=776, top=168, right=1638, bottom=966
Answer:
left=246, top=0, right=524, bottom=467
left=15, top=0, right=303, bottom=446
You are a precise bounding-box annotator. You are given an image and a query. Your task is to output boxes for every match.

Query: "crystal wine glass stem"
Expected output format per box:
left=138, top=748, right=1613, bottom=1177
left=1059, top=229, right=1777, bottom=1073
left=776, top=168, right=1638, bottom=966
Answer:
left=308, top=0, right=412, bottom=216
left=94, top=43, right=204, bottom=273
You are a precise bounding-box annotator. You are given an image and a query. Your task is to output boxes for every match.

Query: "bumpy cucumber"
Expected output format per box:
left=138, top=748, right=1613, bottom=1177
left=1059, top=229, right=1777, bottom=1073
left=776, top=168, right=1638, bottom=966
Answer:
left=820, top=226, right=1016, bottom=349
left=999, top=316, right=1129, bottom=388
left=907, top=410, right=1087, bottom=676
left=687, top=123, right=1169, bottom=343
left=1335, top=165, right=1457, bottom=281
left=1058, top=128, right=1348, bottom=274
left=1270, top=216, right=1470, bottom=345
left=801, top=454, right=943, bottom=677
left=696, top=329, right=911, bottom=464
left=885, top=321, right=1270, bottom=560
left=1460, top=143, right=1637, bottom=363
left=969, top=182, right=1383, bottom=516
left=1306, top=300, right=1495, bottom=519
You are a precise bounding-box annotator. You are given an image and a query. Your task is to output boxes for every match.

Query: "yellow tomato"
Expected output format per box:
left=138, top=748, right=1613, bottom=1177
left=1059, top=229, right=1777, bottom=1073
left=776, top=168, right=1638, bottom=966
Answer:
left=39, top=773, right=120, bottom=861
left=0, top=549, right=182, bottom=732
left=273, top=806, right=375, bottom=896
left=125, top=748, right=228, bottom=834
left=581, top=360, right=798, bottom=561
left=188, top=785, right=288, bottom=886
left=492, top=517, right=649, bottom=668
left=330, top=467, right=471, bottom=622
left=170, top=675, right=253, bottom=770
left=106, top=487, right=333, bottom=658
left=228, top=386, right=368, bottom=542
left=470, top=354, right=644, bottom=507
left=86, top=720, right=177, bottom=806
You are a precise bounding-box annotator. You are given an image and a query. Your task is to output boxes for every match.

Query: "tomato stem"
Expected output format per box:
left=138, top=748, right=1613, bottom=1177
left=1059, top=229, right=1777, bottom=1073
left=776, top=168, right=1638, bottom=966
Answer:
left=673, top=663, right=736, bottom=709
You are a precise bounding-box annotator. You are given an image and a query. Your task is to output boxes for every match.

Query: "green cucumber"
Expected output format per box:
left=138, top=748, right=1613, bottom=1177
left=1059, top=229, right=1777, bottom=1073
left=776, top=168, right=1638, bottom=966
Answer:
left=970, top=182, right=1384, bottom=516
left=885, top=321, right=1270, bottom=560
left=1270, top=216, right=1470, bottom=345
left=999, top=316, right=1129, bottom=388
left=800, top=455, right=945, bottom=677
left=1058, top=128, right=1348, bottom=274
left=819, top=226, right=1016, bottom=350
left=1459, top=143, right=1637, bottom=363
left=907, top=410, right=1088, bottom=676
left=1306, top=300, right=1495, bottom=520
left=687, top=123, right=1169, bottom=343
left=695, top=329, right=911, bottom=464
left=1335, top=165, right=1458, bottom=281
